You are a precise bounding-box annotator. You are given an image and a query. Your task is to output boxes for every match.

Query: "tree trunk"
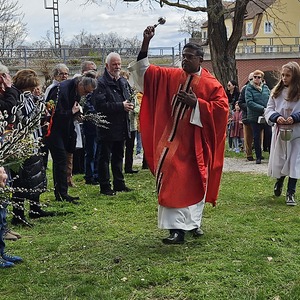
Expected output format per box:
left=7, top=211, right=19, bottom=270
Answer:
left=207, top=0, right=238, bottom=87
left=206, top=0, right=251, bottom=87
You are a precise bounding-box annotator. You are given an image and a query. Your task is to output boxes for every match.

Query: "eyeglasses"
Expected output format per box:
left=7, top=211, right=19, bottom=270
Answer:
left=253, top=75, right=261, bottom=79
left=182, top=54, right=202, bottom=61
left=82, top=85, right=95, bottom=95
left=59, top=72, right=69, bottom=76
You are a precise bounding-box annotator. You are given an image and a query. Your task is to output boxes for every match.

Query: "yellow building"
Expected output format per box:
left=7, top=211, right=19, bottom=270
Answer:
left=201, top=0, right=300, bottom=54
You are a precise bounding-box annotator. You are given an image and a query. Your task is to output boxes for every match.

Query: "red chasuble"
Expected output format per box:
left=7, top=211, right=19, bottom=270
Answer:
left=140, top=65, right=228, bottom=208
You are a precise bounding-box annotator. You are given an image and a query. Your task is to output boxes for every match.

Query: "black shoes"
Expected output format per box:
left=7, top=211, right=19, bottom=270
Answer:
left=286, top=193, right=297, bottom=206
left=190, top=227, right=204, bottom=237
left=125, top=170, right=139, bottom=174
left=162, top=230, right=185, bottom=244
left=56, top=194, right=80, bottom=204
left=247, top=156, right=254, bottom=161
left=29, top=210, right=55, bottom=219
left=64, top=195, right=80, bottom=204
left=256, top=159, right=261, bottom=164
left=100, top=189, right=116, bottom=196
left=162, top=228, right=204, bottom=244
left=100, top=186, right=133, bottom=195
left=85, top=179, right=99, bottom=185
left=274, top=180, right=284, bottom=197
left=114, top=186, right=133, bottom=192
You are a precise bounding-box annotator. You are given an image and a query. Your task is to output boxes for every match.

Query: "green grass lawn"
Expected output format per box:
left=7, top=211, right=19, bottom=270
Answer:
left=1, top=160, right=300, bottom=300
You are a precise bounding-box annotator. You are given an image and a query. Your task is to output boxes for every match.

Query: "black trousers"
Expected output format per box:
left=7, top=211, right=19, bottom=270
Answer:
left=278, top=176, right=298, bottom=194
left=46, top=136, right=68, bottom=199
left=98, top=140, right=125, bottom=191
left=125, top=131, right=136, bottom=172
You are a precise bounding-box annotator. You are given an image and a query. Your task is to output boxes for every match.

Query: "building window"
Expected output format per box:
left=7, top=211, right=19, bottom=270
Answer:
left=264, top=21, right=273, bottom=34
left=246, top=22, right=253, bottom=35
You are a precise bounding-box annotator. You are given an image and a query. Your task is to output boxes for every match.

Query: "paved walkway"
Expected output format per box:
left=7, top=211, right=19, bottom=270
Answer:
left=133, top=156, right=268, bottom=174
left=222, top=157, right=268, bottom=174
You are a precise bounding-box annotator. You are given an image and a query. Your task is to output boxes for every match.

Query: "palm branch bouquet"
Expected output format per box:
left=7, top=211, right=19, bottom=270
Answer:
left=78, top=94, right=109, bottom=128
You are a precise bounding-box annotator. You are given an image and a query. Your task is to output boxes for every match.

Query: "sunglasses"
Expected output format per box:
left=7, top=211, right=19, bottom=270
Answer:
left=253, top=75, right=261, bottom=79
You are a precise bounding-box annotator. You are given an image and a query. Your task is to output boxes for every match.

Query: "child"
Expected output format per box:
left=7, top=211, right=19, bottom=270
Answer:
left=265, top=62, right=300, bottom=206
left=230, top=101, right=244, bottom=153
left=0, top=167, right=23, bottom=268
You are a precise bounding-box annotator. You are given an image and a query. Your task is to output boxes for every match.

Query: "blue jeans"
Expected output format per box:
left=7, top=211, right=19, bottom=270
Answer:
left=84, top=134, right=99, bottom=181
left=136, top=131, right=142, bottom=155
left=0, top=202, right=8, bottom=255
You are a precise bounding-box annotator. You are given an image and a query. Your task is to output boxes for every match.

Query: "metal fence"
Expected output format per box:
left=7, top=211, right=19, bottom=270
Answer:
left=0, top=44, right=184, bottom=69
left=0, top=36, right=299, bottom=70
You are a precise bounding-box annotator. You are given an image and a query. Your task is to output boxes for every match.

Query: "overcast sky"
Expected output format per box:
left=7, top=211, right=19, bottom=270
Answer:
left=17, top=0, right=206, bottom=48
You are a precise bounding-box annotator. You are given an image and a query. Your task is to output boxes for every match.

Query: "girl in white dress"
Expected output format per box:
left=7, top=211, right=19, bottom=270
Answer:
left=265, top=62, right=300, bottom=206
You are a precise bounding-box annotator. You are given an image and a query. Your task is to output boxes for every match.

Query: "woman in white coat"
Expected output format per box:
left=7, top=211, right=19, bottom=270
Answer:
left=265, top=62, right=300, bottom=206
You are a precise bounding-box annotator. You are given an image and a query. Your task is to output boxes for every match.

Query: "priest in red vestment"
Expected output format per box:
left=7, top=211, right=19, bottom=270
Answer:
left=128, top=25, right=229, bottom=244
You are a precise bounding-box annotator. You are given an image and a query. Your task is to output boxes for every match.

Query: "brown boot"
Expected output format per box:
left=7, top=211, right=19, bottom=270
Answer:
left=66, top=152, right=76, bottom=187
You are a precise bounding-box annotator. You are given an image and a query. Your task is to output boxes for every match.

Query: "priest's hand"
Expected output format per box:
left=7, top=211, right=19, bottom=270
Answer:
left=177, top=88, right=197, bottom=108
left=143, top=26, right=155, bottom=41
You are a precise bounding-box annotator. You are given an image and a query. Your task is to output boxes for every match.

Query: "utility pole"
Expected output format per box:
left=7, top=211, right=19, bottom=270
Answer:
left=44, top=0, right=61, bottom=49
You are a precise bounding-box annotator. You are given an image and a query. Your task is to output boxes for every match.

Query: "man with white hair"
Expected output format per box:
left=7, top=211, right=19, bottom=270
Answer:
left=92, top=52, right=133, bottom=196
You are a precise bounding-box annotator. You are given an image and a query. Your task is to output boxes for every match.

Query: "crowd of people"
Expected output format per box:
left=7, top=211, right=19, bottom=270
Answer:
left=227, top=62, right=300, bottom=207
left=0, top=57, right=145, bottom=268
left=0, top=25, right=300, bottom=267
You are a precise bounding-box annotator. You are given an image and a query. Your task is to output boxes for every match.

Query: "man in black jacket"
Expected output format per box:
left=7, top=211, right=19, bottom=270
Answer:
left=92, top=52, right=133, bottom=196
left=45, top=73, right=98, bottom=203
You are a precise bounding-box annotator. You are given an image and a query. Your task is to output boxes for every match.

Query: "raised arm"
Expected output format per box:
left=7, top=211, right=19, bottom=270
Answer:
left=137, top=26, right=155, bottom=61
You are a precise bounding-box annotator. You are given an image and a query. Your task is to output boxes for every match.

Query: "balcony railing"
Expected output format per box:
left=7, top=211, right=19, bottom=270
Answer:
left=198, top=36, right=300, bottom=56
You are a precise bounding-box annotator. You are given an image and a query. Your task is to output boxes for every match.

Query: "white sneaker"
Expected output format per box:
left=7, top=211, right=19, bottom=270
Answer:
left=135, top=153, right=143, bottom=159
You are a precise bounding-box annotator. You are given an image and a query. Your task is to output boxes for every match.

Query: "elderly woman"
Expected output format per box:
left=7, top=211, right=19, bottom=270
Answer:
left=245, top=69, right=272, bottom=164
left=45, top=71, right=98, bottom=204
left=10, top=69, right=55, bottom=227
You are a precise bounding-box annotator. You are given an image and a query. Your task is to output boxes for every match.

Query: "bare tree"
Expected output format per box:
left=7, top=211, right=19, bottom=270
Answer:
left=0, top=0, right=27, bottom=52
left=76, top=0, right=250, bottom=86
left=179, top=15, right=205, bottom=38
left=87, top=0, right=291, bottom=87
left=69, top=31, right=141, bottom=53
left=55, top=0, right=291, bottom=86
